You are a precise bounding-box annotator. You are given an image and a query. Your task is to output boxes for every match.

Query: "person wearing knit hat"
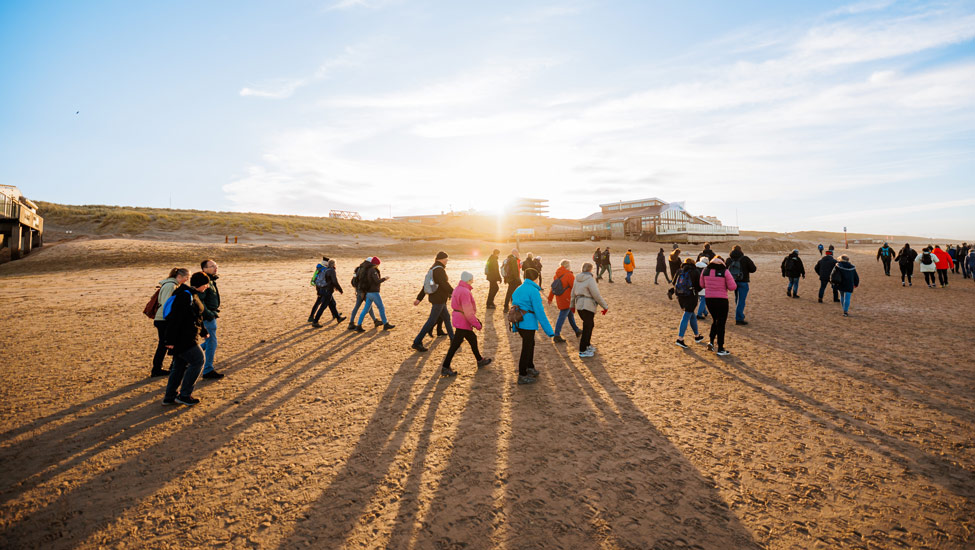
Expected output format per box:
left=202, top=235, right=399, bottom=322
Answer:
left=412, top=252, right=454, bottom=352
left=780, top=249, right=805, bottom=298
left=484, top=249, right=503, bottom=309
left=440, top=270, right=492, bottom=376
left=161, top=272, right=211, bottom=405
left=698, top=256, right=737, bottom=356
left=502, top=249, right=522, bottom=313
left=353, top=256, right=394, bottom=332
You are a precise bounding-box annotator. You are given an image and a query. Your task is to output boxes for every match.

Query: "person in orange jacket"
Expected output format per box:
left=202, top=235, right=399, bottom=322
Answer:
left=623, top=249, right=636, bottom=283
left=547, top=260, right=581, bottom=343
left=931, top=245, right=954, bottom=287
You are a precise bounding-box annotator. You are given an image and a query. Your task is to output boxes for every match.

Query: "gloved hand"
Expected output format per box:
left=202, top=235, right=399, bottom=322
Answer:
left=601, top=309, right=608, bottom=315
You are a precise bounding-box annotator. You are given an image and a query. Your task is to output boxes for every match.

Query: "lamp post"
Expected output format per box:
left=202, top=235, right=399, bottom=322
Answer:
left=844, top=226, right=848, bottom=249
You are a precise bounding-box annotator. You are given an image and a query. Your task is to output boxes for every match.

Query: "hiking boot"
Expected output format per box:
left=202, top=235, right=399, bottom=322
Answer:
left=335, top=315, right=346, bottom=323
left=843, top=312, right=849, bottom=317
left=486, top=304, right=496, bottom=309
left=374, top=319, right=383, bottom=328
left=311, top=322, right=324, bottom=328
left=517, top=375, right=536, bottom=385
left=696, top=315, right=706, bottom=320
left=354, top=325, right=366, bottom=333
left=527, top=367, right=540, bottom=377
left=735, top=320, right=748, bottom=326
left=694, top=335, right=705, bottom=344
left=786, top=290, right=792, bottom=297
left=477, top=358, right=492, bottom=368
left=707, top=342, right=714, bottom=352
left=347, top=322, right=357, bottom=331
left=574, top=329, right=582, bottom=338
left=667, top=288, right=675, bottom=300
left=162, top=397, right=177, bottom=405
left=902, top=282, right=906, bottom=287
left=553, top=335, right=566, bottom=343
left=383, top=323, right=396, bottom=331
left=307, top=315, right=314, bottom=323
left=436, top=330, right=447, bottom=337
left=675, top=339, right=688, bottom=349
left=440, top=367, right=458, bottom=377
left=411, top=343, right=427, bottom=353
left=175, top=395, right=200, bottom=405
left=792, top=294, right=800, bottom=299
left=150, top=369, right=170, bottom=378
left=202, top=371, right=224, bottom=380
left=716, top=349, right=730, bottom=356
left=818, top=298, right=823, bottom=303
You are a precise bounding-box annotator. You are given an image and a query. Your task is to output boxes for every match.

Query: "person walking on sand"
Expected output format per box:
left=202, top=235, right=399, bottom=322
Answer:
left=699, top=257, right=737, bottom=356
left=522, top=253, right=536, bottom=284
left=895, top=244, right=918, bottom=287
left=877, top=242, right=895, bottom=276
left=354, top=257, right=395, bottom=332
left=655, top=248, right=669, bottom=285
left=311, top=260, right=346, bottom=327
left=162, top=272, right=212, bottom=405
left=534, top=255, right=544, bottom=287
left=918, top=247, right=938, bottom=288
left=781, top=249, right=805, bottom=298
left=485, top=249, right=502, bottom=309
left=571, top=262, right=609, bottom=359
left=814, top=249, right=840, bottom=303
left=199, top=259, right=224, bottom=380
left=696, top=243, right=716, bottom=263
left=818, top=243, right=824, bottom=256
left=592, top=248, right=602, bottom=281
left=727, top=245, right=757, bottom=326
left=695, top=259, right=709, bottom=320
left=669, top=248, right=682, bottom=282
left=151, top=267, right=189, bottom=377
left=966, top=248, right=975, bottom=283
left=439, top=271, right=492, bottom=377
left=349, top=258, right=380, bottom=330
left=600, top=247, right=614, bottom=283
left=947, top=245, right=959, bottom=274
left=412, top=252, right=454, bottom=352
left=623, top=249, right=636, bottom=283
left=548, top=259, right=582, bottom=343
left=960, top=243, right=971, bottom=279
left=672, top=258, right=705, bottom=349
left=307, top=256, right=330, bottom=324
left=510, top=268, right=554, bottom=385
left=932, top=245, right=953, bottom=287
left=502, top=248, right=521, bottom=313
left=831, top=255, right=860, bottom=317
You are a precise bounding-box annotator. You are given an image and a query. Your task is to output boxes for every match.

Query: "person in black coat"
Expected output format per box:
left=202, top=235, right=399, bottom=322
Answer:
left=833, top=255, right=860, bottom=316
left=696, top=243, right=716, bottom=263
left=894, top=244, right=918, bottom=286
left=668, top=248, right=682, bottom=281
left=162, top=272, right=211, bottom=405
left=814, top=250, right=840, bottom=303
left=312, top=260, right=345, bottom=327
left=412, top=251, right=454, bottom=352
left=485, top=249, right=502, bottom=308
left=672, top=258, right=704, bottom=348
left=655, top=248, right=669, bottom=285
left=781, top=249, right=805, bottom=298
left=727, top=245, right=757, bottom=325
left=877, top=242, right=895, bottom=276
left=502, top=249, right=521, bottom=312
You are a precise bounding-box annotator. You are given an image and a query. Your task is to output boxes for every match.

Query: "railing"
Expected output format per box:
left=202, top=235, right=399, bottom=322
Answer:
left=655, top=223, right=739, bottom=236
left=0, top=194, right=20, bottom=219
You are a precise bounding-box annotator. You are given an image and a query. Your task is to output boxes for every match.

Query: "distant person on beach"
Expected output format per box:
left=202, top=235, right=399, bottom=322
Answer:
left=699, top=256, right=737, bottom=356
left=932, top=245, right=953, bottom=287
left=895, top=244, right=918, bottom=287
left=696, top=243, right=716, bottom=263
left=354, top=256, right=394, bottom=332
left=522, top=253, right=536, bottom=283
left=308, top=256, right=330, bottom=324
left=548, top=259, right=581, bottom=343
left=814, top=249, right=840, bottom=303
left=349, top=258, right=380, bottom=330
left=623, top=249, right=635, bottom=283
left=439, top=271, right=492, bottom=377
left=727, top=245, right=757, bottom=326
left=502, top=249, right=521, bottom=313
left=918, top=247, right=939, bottom=288
left=966, top=248, right=975, bottom=282
left=672, top=258, right=705, bottom=349
left=199, top=259, right=224, bottom=380
left=571, top=262, right=608, bottom=359
left=818, top=243, right=824, bottom=256
left=412, top=252, right=454, bottom=353
left=534, top=256, right=544, bottom=287
left=510, top=267, right=554, bottom=385
left=781, top=249, right=805, bottom=298
left=831, top=255, right=860, bottom=317
left=485, top=248, right=502, bottom=309
left=877, top=242, right=895, bottom=276
left=152, top=267, right=189, bottom=377
left=669, top=248, right=682, bottom=281
left=592, top=247, right=602, bottom=280
left=695, top=259, right=709, bottom=319
left=960, top=243, right=972, bottom=279
left=599, top=248, right=614, bottom=283
left=947, top=245, right=958, bottom=274
left=655, top=248, right=670, bottom=285
left=311, top=260, right=345, bottom=327
left=162, top=271, right=212, bottom=405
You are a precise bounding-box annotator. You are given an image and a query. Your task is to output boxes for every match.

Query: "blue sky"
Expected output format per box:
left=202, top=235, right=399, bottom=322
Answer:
left=1, top=0, right=973, bottom=238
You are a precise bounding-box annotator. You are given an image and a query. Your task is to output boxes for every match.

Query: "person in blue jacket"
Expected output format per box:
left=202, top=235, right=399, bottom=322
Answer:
left=966, top=249, right=975, bottom=283
left=509, top=268, right=554, bottom=385
left=832, top=254, right=860, bottom=317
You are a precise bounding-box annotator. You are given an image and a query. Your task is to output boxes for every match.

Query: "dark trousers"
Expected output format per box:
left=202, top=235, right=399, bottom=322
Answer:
left=442, top=329, right=482, bottom=369
left=655, top=270, right=669, bottom=284
left=517, top=329, right=535, bottom=376
left=152, top=320, right=169, bottom=371
left=938, top=269, right=949, bottom=286
left=578, top=309, right=595, bottom=352
left=312, top=290, right=339, bottom=322
left=881, top=257, right=892, bottom=275
left=165, top=345, right=205, bottom=400
left=503, top=282, right=518, bottom=310
left=413, top=302, right=453, bottom=347
left=669, top=263, right=680, bottom=281
left=899, top=264, right=913, bottom=284
left=818, top=280, right=839, bottom=301
left=487, top=280, right=500, bottom=307
left=705, top=298, right=729, bottom=350
left=924, top=272, right=937, bottom=285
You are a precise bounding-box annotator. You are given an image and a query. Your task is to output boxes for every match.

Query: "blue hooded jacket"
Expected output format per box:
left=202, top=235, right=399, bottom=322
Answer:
left=510, top=279, right=554, bottom=336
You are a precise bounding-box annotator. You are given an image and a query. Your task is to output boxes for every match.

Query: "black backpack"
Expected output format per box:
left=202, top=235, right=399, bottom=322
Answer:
left=728, top=259, right=743, bottom=282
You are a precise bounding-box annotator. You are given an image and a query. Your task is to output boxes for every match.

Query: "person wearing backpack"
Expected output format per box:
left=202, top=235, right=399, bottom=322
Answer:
left=814, top=250, right=840, bottom=303
left=727, top=245, right=757, bottom=325
left=571, top=262, right=609, bottom=359
left=348, top=258, right=380, bottom=330
left=932, top=245, right=953, bottom=287
left=623, top=249, right=635, bottom=283
left=655, top=248, right=669, bottom=285
left=894, top=244, right=918, bottom=287
left=440, top=271, right=492, bottom=377
left=485, top=249, right=502, bottom=309
left=502, top=249, right=521, bottom=313
left=699, top=257, right=737, bottom=356
left=510, top=268, right=555, bottom=385
left=965, top=248, right=975, bottom=282
left=947, top=245, right=959, bottom=274
left=781, top=249, right=805, bottom=298
left=696, top=243, right=716, bottom=263
left=668, top=248, right=682, bottom=282
left=411, top=251, right=454, bottom=352
left=354, top=256, right=394, bottom=332
left=311, top=260, right=345, bottom=327
left=307, top=256, right=330, bottom=324
left=547, top=259, right=581, bottom=343
left=877, top=243, right=895, bottom=276
left=600, top=248, right=614, bottom=283
left=831, top=255, right=860, bottom=317
left=161, top=272, right=212, bottom=405
left=199, top=259, right=225, bottom=380
left=672, top=258, right=705, bottom=348
left=918, top=247, right=938, bottom=287
left=592, top=248, right=602, bottom=281
left=151, top=268, right=189, bottom=377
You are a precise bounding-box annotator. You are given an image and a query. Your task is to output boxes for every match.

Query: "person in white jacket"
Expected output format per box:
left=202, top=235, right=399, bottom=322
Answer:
left=571, top=262, right=609, bottom=359
left=917, top=247, right=939, bottom=288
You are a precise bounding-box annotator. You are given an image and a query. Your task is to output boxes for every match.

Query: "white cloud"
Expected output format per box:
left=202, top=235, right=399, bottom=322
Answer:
left=239, top=46, right=362, bottom=99
left=812, top=198, right=975, bottom=222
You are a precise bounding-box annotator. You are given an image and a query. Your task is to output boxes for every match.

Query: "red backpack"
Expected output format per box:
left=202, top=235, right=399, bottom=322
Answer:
left=143, top=287, right=161, bottom=319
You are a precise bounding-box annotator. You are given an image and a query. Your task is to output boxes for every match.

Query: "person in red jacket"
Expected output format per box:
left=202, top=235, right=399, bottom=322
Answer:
left=932, top=245, right=954, bottom=287
left=547, top=260, right=581, bottom=343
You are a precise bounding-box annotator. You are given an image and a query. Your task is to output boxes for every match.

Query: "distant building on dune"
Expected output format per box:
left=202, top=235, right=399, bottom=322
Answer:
left=508, top=198, right=548, bottom=217
left=580, top=197, right=739, bottom=242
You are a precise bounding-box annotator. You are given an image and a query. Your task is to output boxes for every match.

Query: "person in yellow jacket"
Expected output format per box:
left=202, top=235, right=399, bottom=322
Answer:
left=623, top=249, right=636, bottom=284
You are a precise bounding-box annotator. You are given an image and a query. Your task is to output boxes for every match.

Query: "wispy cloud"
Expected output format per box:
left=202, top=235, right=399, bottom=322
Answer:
left=239, top=46, right=361, bottom=99
left=812, top=198, right=975, bottom=221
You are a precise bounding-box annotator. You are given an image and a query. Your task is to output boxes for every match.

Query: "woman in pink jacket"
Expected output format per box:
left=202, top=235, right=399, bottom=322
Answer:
left=441, top=271, right=493, bottom=377
left=698, top=257, right=737, bottom=356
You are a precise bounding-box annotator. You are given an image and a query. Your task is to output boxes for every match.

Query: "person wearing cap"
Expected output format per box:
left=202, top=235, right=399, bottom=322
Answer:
left=814, top=249, right=840, bottom=303
left=354, top=257, right=394, bottom=332
left=349, top=257, right=380, bottom=330
left=548, top=259, right=581, bottom=343
left=484, top=248, right=502, bottom=309
left=412, top=252, right=454, bottom=352
left=833, top=254, right=860, bottom=317
left=440, top=271, right=492, bottom=376
left=502, top=248, right=521, bottom=313
left=510, top=267, right=554, bottom=384
left=623, top=249, right=635, bottom=283
left=571, top=262, right=609, bottom=359
left=698, top=256, right=737, bottom=356
left=877, top=242, right=895, bottom=276
left=199, top=259, right=224, bottom=380
left=655, top=248, right=669, bottom=285
left=162, top=272, right=212, bottom=405
left=781, top=249, right=805, bottom=298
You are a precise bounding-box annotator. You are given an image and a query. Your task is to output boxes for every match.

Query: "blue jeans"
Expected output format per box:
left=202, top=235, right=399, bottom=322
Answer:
left=554, top=308, right=580, bottom=336
left=787, top=277, right=800, bottom=294
left=413, top=302, right=453, bottom=347
left=840, top=291, right=852, bottom=313
left=678, top=311, right=699, bottom=339
left=625, top=270, right=632, bottom=283
left=351, top=293, right=377, bottom=323
left=165, top=345, right=204, bottom=400
left=358, top=292, right=387, bottom=326
left=734, top=282, right=749, bottom=321
left=201, top=319, right=217, bottom=374
left=697, top=295, right=708, bottom=317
